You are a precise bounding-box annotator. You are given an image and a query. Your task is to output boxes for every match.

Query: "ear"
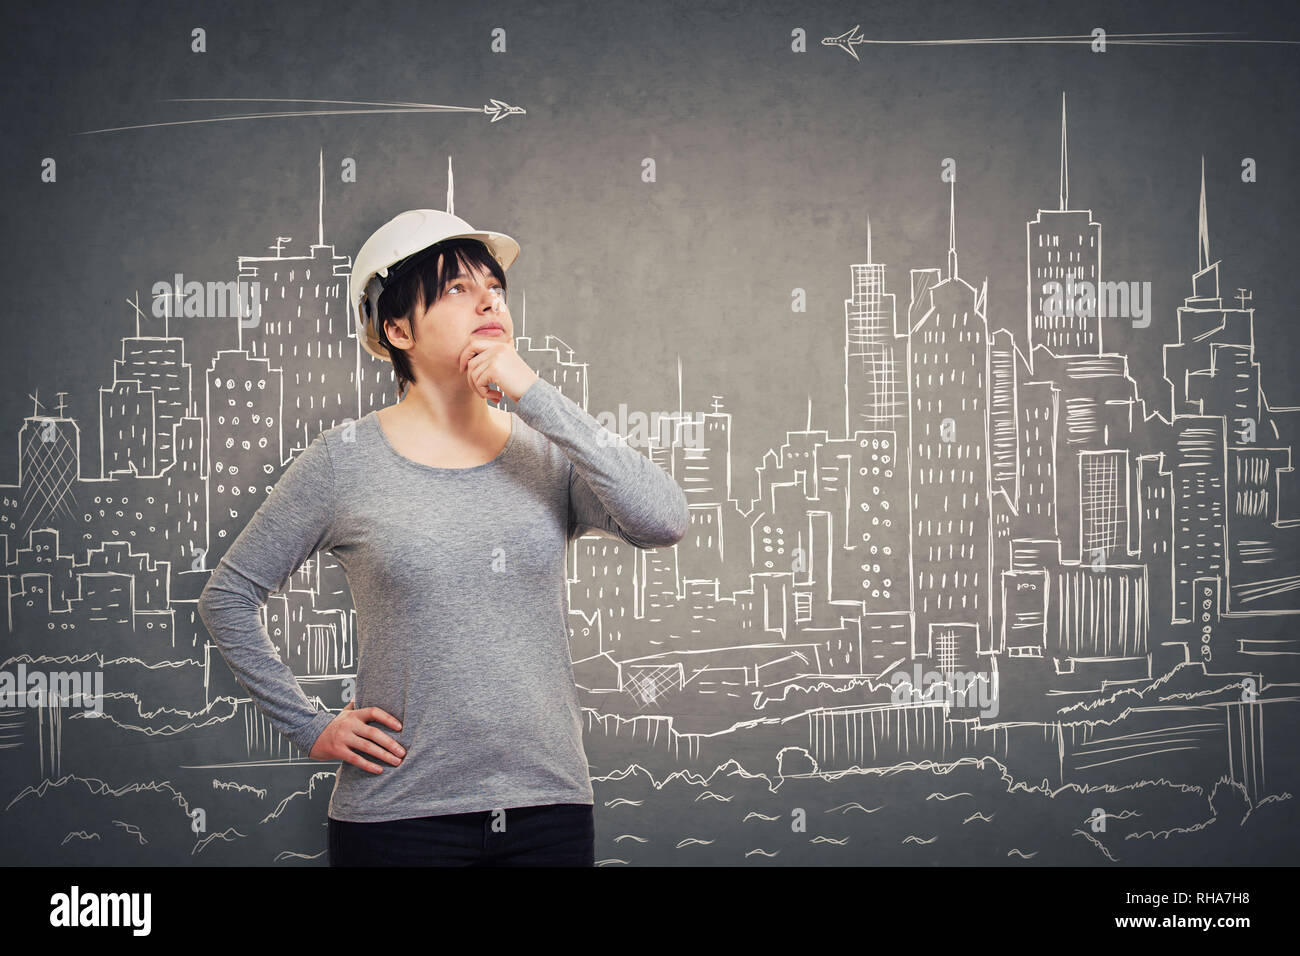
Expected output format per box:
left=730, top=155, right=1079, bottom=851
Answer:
left=383, top=315, right=412, bottom=346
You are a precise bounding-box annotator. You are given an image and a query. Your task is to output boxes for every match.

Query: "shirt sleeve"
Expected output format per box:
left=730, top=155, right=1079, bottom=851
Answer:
left=511, top=376, right=689, bottom=548
left=197, top=432, right=339, bottom=757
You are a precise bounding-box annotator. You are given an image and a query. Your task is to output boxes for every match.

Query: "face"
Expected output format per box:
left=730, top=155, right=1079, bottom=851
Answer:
left=384, top=252, right=511, bottom=379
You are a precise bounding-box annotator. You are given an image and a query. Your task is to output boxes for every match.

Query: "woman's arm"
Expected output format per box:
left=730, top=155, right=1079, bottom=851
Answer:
left=511, top=377, right=689, bottom=547
left=197, top=433, right=339, bottom=756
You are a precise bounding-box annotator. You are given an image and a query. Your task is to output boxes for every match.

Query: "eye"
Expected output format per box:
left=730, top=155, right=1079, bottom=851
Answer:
left=447, top=281, right=505, bottom=297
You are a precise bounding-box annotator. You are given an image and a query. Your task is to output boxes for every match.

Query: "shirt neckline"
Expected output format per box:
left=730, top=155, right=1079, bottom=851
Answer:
left=368, top=409, right=517, bottom=475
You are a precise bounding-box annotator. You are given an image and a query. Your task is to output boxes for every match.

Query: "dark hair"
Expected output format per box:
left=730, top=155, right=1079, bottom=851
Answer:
left=374, top=237, right=508, bottom=400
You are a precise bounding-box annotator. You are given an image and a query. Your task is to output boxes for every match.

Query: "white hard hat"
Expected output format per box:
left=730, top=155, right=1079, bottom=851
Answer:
left=350, top=209, right=520, bottom=362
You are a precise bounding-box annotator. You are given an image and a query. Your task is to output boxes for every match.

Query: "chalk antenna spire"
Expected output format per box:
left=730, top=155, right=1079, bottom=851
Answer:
left=317, top=149, right=325, bottom=245
left=1198, top=155, right=1210, bottom=272
left=447, top=156, right=455, bottom=216
left=947, top=178, right=958, bottom=281
left=1059, top=91, right=1069, bottom=211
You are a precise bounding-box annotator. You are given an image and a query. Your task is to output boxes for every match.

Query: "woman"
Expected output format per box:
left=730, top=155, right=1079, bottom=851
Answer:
left=198, top=209, right=689, bottom=866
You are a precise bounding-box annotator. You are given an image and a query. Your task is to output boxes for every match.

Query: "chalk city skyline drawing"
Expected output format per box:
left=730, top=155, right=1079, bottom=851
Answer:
left=1, top=93, right=1296, bottom=865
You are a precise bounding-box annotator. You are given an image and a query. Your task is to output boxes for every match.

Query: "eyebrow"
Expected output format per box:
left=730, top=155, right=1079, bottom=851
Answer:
left=450, top=272, right=502, bottom=284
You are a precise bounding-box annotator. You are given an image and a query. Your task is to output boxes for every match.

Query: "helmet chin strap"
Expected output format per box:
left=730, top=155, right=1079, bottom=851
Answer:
left=364, top=274, right=393, bottom=349
left=365, top=275, right=386, bottom=321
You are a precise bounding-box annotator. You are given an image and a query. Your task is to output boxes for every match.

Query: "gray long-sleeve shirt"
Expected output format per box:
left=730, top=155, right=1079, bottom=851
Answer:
left=197, top=376, right=688, bottom=822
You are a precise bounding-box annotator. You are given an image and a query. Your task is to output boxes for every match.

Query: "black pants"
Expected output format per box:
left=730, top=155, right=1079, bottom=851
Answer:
left=328, top=802, right=595, bottom=866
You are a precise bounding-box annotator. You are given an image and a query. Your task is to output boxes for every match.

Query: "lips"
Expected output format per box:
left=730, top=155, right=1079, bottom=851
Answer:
left=475, top=322, right=505, bottom=334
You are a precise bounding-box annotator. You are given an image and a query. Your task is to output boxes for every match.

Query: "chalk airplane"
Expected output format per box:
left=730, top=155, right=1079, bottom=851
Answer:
left=822, top=25, right=868, bottom=60
left=484, top=98, right=526, bottom=123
